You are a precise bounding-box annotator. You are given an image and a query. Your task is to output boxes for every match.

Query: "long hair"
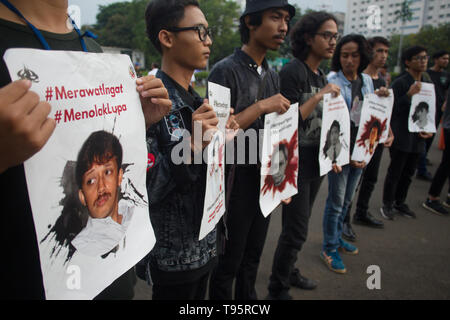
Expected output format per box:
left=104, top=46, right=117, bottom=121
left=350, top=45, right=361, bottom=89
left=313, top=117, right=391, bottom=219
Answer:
left=331, top=34, right=371, bottom=73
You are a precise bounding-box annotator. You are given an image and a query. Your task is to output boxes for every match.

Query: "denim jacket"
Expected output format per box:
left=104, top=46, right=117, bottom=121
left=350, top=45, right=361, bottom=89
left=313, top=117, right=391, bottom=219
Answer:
left=145, top=70, right=216, bottom=273
left=327, top=70, right=374, bottom=111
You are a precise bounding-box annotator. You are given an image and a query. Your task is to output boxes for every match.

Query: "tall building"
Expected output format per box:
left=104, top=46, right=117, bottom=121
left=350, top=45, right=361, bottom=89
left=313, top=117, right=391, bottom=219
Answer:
left=344, top=0, right=450, bottom=37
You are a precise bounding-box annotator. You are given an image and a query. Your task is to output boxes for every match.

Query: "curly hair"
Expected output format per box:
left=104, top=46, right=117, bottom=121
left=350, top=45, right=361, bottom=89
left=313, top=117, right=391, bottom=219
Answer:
left=290, top=11, right=337, bottom=61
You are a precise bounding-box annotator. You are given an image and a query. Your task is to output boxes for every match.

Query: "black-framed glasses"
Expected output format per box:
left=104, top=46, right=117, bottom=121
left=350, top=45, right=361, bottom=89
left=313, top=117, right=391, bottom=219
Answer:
left=315, top=32, right=341, bottom=42
left=412, top=55, right=429, bottom=61
left=165, top=25, right=212, bottom=42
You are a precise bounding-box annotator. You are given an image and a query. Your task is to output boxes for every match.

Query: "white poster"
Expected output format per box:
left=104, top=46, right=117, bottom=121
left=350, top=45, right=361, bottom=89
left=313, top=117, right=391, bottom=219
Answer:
left=351, top=90, right=394, bottom=163
left=319, top=94, right=351, bottom=176
left=4, top=49, right=155, bottom=300
left=198, top=82, right=230, bottom=240
left=260, top=104, right=299, bottom=217
left=408, top=82, right=436, bottom=133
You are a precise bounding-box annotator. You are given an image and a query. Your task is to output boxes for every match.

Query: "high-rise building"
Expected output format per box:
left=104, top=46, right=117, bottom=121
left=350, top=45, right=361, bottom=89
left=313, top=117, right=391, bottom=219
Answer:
left=344, top=0, right=450, bottom=37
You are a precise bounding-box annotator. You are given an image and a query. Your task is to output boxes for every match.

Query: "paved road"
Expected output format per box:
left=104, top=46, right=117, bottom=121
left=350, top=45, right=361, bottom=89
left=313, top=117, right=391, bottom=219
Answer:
left=134, top=138, right=450, bottom=300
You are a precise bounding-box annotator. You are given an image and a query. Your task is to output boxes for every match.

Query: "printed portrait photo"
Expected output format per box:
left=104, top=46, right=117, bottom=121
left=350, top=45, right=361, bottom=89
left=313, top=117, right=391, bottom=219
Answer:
left=41, top=130, right=147, bottom=262
left=323, top=120, right=343, bottom=164
left=411, top=102, right=429, bottom=130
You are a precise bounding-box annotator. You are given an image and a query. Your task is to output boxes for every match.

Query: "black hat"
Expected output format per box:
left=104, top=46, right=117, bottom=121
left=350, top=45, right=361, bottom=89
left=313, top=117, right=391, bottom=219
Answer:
left=242, top=0, right=296, bottom=18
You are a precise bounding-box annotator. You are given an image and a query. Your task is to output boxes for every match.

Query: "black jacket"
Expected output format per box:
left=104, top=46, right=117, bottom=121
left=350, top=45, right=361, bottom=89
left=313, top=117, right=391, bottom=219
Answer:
left=145, top=70, right=216, bottom=276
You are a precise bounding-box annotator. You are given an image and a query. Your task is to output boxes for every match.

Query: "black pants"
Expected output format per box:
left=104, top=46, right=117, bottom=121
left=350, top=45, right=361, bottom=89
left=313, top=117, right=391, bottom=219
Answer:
left=209, top=166, right=270, bottom=300
left=345, top=144, right=385, bottom=223
left=268, top=176, right=323, bottom=294
left=94, top=268, right=136, bottom=300
left=429, top=129, right=450, bottom=198
left=152, top=272, right=210, bottom=300
left=383, top=148, right=421, bottom=205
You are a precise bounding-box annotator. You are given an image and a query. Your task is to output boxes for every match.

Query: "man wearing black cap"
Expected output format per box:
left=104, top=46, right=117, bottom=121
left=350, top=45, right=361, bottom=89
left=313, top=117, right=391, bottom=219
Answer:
left=208, top=0, right=295, bottom=300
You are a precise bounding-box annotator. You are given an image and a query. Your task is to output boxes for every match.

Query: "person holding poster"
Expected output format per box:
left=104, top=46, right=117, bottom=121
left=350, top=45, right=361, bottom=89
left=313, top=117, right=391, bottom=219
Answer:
left=345, top=37, right=394, bottom=231
left=321, top=34, right=387, bottom=274
left=0, top=0, right=171, bottom=300
left=142, top=0, right=222, bottom=300
left=267, top=11, right=341, bottom=300
left=416, top=50, right=449, bottom=181
left=422, top=90, right=450, bottom=216
left=381, top=46, right=433, bottom=220
left=208, top=0, right=295, bottom=300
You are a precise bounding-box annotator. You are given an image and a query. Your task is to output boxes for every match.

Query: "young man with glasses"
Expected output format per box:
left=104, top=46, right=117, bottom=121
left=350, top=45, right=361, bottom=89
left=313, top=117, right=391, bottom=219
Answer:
left=266, top=11, right=341, bottom=300
left=381, top=46, right=433, bottom=220
left=142, top=0, right=221, bottom=300
left=208, top=0, right=294, bottom=300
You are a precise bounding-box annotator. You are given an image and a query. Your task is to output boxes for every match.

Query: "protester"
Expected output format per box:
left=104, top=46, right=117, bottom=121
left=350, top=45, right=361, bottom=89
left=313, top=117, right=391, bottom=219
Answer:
left=321, top=34, right=389, bottom=274
left=142, top=0, right=230, bottom=300
left=266, top=11, right=340, bottom=300
left=208, top=0, right=294, bottom=300
left=345, top=37, right=394, bottom=232
left=416, top=50, right=450, bottom=181
left=381, top=46, right=434, bottom=220
left=0, top=0, right=171, bottom=299
left=422, top=90, right=450, bottom=216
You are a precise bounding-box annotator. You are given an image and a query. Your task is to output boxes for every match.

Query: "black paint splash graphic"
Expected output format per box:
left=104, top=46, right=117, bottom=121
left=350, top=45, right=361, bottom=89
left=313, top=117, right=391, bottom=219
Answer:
left=40, top=161, right=147, bottom=264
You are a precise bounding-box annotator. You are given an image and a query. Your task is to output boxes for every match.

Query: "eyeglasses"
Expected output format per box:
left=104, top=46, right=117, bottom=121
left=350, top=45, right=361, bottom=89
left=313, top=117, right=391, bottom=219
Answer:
left=165, top=25, right=212, bottom=42
left=315, top=32, right=341, bottom=42
left=412, top=55, right=429, bottom=61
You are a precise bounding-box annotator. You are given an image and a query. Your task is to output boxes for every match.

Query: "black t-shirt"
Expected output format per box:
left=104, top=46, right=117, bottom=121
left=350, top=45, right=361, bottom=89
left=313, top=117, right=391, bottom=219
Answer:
left=427, top=69, right=450, bottom=111
left=372, top=77, right=387, bottom=90
left=279, top=58, right=327, bottom=180
left=0, top=19, right=140, bottom=300
left=349, top=75, right=364, bottom=155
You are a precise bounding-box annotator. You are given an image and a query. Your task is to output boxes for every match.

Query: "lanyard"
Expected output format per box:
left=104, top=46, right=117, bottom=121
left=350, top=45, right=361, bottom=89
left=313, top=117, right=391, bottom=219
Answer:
left=0, top=0, right=96, bottom=51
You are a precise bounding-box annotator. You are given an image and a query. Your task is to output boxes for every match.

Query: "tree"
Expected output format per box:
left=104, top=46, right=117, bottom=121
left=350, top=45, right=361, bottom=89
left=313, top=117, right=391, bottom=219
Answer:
left=387, top=23, right=450, bottom=73
left=393, top=0, right=413, bottom=73
left=198, top=0, right=241, bottom=67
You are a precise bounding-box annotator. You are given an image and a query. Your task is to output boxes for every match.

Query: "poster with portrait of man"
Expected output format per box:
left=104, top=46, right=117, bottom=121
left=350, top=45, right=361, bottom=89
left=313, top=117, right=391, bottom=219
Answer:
left=408, top=82, right=436, bottom=133
left=198, top=82, right=230, bottom=240
left=4, top=48, right=155, bottom=300
left=260, top=104, right=299, bottom=217
left=319, top=94, right=350, bottom=176
left=352, top=90, right=394, bottom=163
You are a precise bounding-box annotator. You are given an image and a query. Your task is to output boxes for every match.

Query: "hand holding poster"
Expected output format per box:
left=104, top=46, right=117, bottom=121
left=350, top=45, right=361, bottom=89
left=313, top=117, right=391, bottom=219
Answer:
left=260, top=104, right=299, bottom=217
left=409, top=82, right=436, bottom=133
left=351, top=90, right=394, bottom=163
left=198, top=82, right=230, bottom=240
left=4, top=48, right=155, bottom=299
left=319, top=94, right=351, bottom=176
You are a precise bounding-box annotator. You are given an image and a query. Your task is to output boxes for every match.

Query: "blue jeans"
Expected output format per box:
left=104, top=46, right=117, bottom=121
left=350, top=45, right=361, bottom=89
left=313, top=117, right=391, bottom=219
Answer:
left=323, top=164, right=363, bottom=252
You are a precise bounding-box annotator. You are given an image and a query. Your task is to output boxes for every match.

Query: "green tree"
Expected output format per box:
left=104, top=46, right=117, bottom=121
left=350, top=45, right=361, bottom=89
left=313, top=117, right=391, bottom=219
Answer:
left=198, top=0, right=241, bottom=67
left=387, top=23, right=450, bottom=73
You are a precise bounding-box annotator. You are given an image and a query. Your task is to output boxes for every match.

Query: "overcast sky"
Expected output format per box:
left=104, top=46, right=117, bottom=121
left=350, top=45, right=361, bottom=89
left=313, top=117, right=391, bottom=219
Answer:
left=69, top=0, right=347, bottom=26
